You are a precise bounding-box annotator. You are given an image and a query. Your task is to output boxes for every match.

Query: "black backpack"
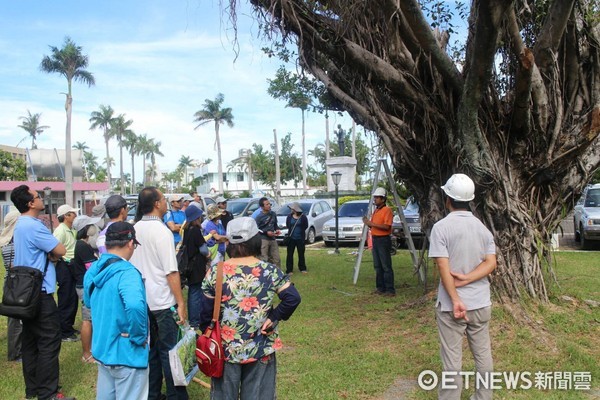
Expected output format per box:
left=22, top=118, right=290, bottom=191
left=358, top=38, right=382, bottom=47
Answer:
left=176, top=242, right=191, bottom=276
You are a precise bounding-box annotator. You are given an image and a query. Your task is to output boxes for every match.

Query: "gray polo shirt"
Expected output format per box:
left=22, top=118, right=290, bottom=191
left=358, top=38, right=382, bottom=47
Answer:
left=429, top=211, right=496, bottom=312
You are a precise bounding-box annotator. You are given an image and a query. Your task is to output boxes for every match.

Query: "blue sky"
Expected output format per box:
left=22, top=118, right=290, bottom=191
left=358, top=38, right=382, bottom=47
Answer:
left=0, top=0, right=352, bottom=177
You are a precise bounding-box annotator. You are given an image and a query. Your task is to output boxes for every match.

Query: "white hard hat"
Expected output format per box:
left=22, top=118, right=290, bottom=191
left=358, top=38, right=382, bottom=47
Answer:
left=373, top=187, right=387, bottom=197
left=441, top=174, right=475, bottom=201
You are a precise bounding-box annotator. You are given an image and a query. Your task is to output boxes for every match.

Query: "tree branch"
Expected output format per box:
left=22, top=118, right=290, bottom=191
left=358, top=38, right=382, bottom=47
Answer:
left=533, top=0, right=576, bottom=73
left=394, top=0, right=463, bottom=92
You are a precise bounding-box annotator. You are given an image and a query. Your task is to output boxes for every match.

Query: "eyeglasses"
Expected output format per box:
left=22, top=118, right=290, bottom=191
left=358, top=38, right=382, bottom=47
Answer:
left=31, top=194, right=42, bottom=201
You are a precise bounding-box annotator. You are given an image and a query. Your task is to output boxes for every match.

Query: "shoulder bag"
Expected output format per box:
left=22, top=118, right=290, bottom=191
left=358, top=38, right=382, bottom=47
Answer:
left=282, top=216, right=301, bottom=246
left=0, top=258, right=50, bottom=320
left=196, top=261, right=225, bottom=378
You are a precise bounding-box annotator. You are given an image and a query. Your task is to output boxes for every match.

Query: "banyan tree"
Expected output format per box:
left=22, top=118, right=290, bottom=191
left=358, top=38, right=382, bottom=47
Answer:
left=228, top=0, right=600, bottom=301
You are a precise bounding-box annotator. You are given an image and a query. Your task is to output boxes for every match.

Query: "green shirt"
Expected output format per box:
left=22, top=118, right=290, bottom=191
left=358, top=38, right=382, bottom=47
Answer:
left=53, top=222, right=76, bottom=261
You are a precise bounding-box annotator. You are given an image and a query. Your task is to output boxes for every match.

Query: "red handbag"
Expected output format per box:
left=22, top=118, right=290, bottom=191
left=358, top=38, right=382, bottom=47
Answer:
left=196, top=262, right=225, bottom=378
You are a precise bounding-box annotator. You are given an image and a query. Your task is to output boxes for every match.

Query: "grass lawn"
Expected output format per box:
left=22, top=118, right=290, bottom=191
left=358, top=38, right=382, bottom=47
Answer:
left=0, top=246, right=598, bottom=399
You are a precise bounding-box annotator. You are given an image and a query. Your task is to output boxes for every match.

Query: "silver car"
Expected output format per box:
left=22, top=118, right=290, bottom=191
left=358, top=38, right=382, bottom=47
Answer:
left=227, top=197, right=279, bottom=218
left=276, top=200, right=335, bottom=244
left=322, top=200, right=371, bottom=246
left=574, top=184, right=600, bottom=249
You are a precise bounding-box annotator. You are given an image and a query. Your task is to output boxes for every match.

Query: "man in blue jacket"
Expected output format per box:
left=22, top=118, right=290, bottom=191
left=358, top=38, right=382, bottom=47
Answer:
left=84, top=222, right=149, bottom=400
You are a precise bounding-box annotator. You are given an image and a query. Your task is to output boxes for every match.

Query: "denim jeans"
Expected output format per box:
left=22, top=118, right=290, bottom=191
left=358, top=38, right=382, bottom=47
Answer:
left=211, top=353, right=277, bottom=400
left=148, top=308, right=188, bottom=400
left=187, top=283, right=203, bottom=329
left=97, top=363, right=149, bottom=400
left=21, top=294, right=61, bottom=400
left=372, top=235, right=395, bottom=294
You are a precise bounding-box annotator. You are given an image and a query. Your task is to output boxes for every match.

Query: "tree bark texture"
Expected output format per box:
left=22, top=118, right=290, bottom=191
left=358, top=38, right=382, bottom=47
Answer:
left=237, top=0, right=600, bottom=301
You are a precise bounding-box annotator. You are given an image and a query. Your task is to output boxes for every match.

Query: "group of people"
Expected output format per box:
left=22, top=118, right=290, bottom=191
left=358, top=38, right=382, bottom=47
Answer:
left=2, top=172, right=495, bottom=400
left=2, top=186, right=302, bottom=400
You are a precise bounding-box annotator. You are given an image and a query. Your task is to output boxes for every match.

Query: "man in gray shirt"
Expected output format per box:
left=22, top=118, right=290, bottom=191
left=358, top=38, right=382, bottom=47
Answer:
left=253, top=197, right=281, bottom=268
left=429, top=174, right=496, bottom=400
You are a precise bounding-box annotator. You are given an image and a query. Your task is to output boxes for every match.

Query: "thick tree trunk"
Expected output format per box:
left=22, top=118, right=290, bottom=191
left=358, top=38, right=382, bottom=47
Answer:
left=241, top=0, right=600, bottom=301
left=64, top=92, right=73, bottom=207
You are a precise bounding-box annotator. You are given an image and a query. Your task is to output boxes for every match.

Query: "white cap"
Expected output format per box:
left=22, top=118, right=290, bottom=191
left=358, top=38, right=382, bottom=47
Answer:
left=57, top=204, right=79, bottom=217
left=226, top=217, right=259, bottom=244
left=72, top=215, right=102, bottom=232
left=441, top=174, right=475, bottom=201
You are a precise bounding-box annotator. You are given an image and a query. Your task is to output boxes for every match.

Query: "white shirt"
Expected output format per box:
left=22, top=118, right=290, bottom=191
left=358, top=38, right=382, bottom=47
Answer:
left=130, top=218, right=178, bottom=311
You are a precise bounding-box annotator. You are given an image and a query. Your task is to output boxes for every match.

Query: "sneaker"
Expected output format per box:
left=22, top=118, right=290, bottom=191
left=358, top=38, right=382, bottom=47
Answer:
left=301, top=271, right=308, bottom=274
left=383, top=292, right=396, bottom=297
left=371, top=290, right=385, bottom=295
left=50, top=393, right=76, bottom=400
left=61, top=334, right=79, bottom=342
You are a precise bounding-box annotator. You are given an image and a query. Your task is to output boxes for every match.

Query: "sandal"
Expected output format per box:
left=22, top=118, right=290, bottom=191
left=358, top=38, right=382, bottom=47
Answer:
left=81, top=354, right=96, bottom=363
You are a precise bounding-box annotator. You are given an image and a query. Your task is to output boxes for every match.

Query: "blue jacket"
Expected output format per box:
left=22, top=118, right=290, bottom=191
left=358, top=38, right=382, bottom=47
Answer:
left=84, top=253, right=148, bottom=368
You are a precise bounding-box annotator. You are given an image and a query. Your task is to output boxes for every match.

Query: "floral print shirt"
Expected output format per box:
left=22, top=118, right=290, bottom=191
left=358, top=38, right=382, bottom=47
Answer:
left=202, top=259, right=288, bottom=364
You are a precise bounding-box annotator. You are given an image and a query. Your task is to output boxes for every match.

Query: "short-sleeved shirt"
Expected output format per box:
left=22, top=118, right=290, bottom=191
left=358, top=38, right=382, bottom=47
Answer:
left=202, top=259, right=288, bottom=364
left=428, top=211, right=496, bottom=311
left=130, top=217, right=179, bottom=311
left=73, top=240, right=97, bottom=287
left=204, top=220, right=226, bottom=255
left=370, top=205, right=393, bottom=236
left=53, top=222, right=77, bottom=261
left=163, top=210, right=186, bottom=244
left=13, top=216, right=61, bottom=293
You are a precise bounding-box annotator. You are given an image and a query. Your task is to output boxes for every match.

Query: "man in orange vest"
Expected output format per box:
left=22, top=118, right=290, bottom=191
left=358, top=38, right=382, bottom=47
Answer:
left=363, top=187, right=395, bottom=297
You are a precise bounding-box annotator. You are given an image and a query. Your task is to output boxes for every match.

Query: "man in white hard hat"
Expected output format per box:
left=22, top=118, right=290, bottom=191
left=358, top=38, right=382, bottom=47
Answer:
left=363, top=187, right=395, bottom=296
left=428, top=173, right=497, bottom=400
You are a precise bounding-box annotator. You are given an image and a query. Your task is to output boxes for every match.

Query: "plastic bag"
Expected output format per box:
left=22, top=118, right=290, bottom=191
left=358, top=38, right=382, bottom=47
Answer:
left=169, top=327, right=199, bottom=386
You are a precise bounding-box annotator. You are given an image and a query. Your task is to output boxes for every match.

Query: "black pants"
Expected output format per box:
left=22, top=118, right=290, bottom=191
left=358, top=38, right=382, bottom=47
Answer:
left=55, top=259, right=78, bottom=338
left=22, top=293, right=61, bottom=400
left=286, top=238, right=306, bottom=273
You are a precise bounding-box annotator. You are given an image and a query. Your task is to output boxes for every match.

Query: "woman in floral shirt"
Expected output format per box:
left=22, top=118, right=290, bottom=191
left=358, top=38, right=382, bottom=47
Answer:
left=201, top=217, right=301, bottom=399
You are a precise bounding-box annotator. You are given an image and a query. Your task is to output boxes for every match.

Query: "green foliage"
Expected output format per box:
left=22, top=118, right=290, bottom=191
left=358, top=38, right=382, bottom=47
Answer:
left=18, top=110, right=49, bottom=149
left=0, top=150, right=27, bottom=180
left=338, top=195, right=369, bottom=206
left=250, top=132, right=302, bottom=189
left=591, top=168, right=600, bottom=184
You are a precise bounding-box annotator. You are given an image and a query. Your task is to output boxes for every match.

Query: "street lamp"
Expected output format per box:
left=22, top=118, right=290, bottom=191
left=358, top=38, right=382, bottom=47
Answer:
left=331, top=171, right=342, bottom=254
left=43, top=186, right=53, bottom=232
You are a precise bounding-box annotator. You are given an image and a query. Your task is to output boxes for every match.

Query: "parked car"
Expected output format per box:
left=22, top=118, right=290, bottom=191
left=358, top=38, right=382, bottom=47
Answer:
left=573, top=183, right=600, bottom=249
left=322, top=200, right=371, bottom=246
left=226, top=197, right=280, bottom=218
left=275, top=199, right=335, bottom=244
left=392, top=196, right=424, bottom=247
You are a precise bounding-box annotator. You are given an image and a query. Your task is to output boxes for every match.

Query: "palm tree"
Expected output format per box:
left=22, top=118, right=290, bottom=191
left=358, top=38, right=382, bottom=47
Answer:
left=72, top=141, right=90, bottom=180
left=178, top=155, right=194, bottom=186
left=123, top=131, right=139, bottom=194
left=40, top=36, right=95, bottom=205
left=136, top=134, right=150, bottom=186
left=18, top=110, right=49, bottom=149
left=145, top=138, right=164, bottom=185
left=193, top=93, right=234, bottom=194
left=110, top=114, right=134, bottom=194
left=89, top=104, right=115, bottom=186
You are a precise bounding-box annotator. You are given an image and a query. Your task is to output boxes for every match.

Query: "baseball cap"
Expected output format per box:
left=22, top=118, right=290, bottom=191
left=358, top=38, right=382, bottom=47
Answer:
left=185, top=204, right=205, bottom=223
left=182, top=194, right=194, bottom=202
left=105, top=221, right=140, bottom=246
left=72, top=215, right=102, bottom=232
left=169, top=195, right=184, bottom=203
left=207, top=204, right=225, bottom=220
left=92, top=204, right=106, bottom=217
left=226, top=217, right=259, bottom=244
left=215, top=196, right=227, bottom=203
left=104, top=195, right=127, bottom=213
left=57, top=204, right=79, bottom=217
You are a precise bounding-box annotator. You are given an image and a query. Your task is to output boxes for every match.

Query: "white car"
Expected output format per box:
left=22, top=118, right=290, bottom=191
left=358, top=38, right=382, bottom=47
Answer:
left=322, top=200, right=371, bottom=246
left=574, top=183, right=600, bottom=249
left=276, top=199, right=335, bottom=244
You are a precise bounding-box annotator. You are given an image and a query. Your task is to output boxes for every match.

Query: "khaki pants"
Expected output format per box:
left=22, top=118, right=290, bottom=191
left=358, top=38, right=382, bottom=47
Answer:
left=260, top=239, right=281, bottom=269
left=436, top=305, right=493, bottom=400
